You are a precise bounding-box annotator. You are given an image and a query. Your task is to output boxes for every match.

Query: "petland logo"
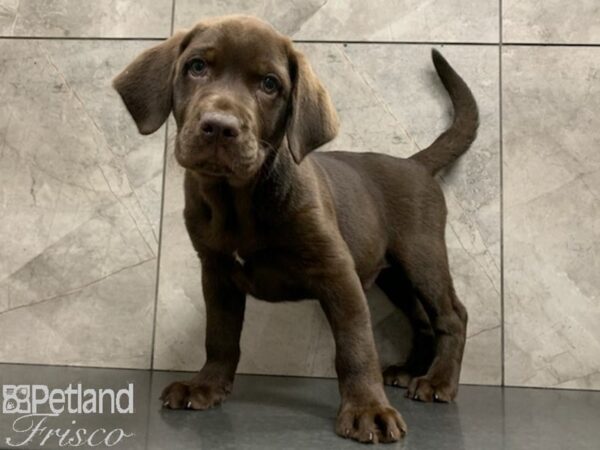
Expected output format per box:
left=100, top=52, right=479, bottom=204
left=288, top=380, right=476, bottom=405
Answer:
left=2, top=384, right=135, bottom=447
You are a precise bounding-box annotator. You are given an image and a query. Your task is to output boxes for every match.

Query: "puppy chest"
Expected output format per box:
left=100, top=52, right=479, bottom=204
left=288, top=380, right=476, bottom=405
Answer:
left=229, top=250, right=311, bottom=302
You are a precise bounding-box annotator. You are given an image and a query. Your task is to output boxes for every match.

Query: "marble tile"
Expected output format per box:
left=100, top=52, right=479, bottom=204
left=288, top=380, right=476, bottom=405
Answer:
left=0, top=40, right=166, bottom=368
left=154, top=44, right=501, bottom=385
left=503, top=47, right=600, bottom=390
left=503, top=0, right=600, bottom=44
left=174, top=0, right=499, bottom=43
left=0, top=0, right=172, bottom=37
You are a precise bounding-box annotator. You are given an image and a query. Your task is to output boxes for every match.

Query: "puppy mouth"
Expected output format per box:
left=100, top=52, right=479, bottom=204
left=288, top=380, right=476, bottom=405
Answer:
left=193, top=160, right=234, bottom=177
left=175, top=135, right=263, bottom=180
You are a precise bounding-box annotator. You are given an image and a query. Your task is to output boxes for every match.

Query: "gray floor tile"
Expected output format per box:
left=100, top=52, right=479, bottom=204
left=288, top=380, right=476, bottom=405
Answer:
left=503, top=0, right=600, bottom=44
left=173, top=0, right=499, bottom=43
left=0, top=0, right=172, bottom=38
left=503, top=46, right=600, bottom=390
left=0, top=39, right=165, bottom=368
left=1, top=364, right=599, bottom=449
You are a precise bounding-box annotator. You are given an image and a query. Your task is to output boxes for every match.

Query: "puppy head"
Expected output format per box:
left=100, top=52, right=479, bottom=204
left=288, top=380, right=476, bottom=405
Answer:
left=113, top=15, right=339, bottom=185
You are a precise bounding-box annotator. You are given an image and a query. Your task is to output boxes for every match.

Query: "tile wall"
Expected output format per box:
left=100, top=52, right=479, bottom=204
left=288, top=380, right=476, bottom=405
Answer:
left=0, top=0, right=597, bottom=390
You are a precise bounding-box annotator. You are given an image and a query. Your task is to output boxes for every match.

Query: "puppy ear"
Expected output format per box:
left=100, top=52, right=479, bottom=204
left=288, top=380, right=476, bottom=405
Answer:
left=113, top=31, right=187, bottom=135
left=287, top=50, right=339, bottom=163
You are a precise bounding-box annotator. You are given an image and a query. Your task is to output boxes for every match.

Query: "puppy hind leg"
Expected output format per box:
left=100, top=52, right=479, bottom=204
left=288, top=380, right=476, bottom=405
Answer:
left=407, top=287, right=467, bottom=403
left=391, top=238, right=468, bottom=403
left=376, top=265, right=435, bottom=388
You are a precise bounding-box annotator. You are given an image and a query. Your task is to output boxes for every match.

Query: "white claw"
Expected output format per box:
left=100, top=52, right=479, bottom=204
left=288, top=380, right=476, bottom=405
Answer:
left=187, top=401, right=192, bottom=409
left=369, top=432, right=374, bottom=441
left=163, top=400, right=169, bottom=407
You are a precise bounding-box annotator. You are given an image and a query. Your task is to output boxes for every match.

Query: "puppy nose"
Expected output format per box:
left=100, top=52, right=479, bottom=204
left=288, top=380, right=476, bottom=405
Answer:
left=199, top=112, right=241, bottom=140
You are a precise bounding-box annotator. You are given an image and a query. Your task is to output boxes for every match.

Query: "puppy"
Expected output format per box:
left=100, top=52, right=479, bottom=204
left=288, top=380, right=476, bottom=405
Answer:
left=114, top=15, right=478, bottom=444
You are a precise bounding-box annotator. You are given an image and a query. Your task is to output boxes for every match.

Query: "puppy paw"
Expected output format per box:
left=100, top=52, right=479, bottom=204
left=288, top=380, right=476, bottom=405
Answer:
left=160, top=380, right=231, bottom=410
left=335, top=403, right=407, bottom=443
left=406, top=376, right=456, bottom=403
left=383, top=365, right=413, bottom=388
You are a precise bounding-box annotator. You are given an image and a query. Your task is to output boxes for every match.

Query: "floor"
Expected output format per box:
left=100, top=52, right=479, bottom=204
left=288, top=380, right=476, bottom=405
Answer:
left=0, top=364, right=598, bottom=449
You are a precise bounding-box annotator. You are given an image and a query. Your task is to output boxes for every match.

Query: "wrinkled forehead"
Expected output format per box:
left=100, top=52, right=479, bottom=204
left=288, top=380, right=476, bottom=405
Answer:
left=181, top=16, right=291, bottom=73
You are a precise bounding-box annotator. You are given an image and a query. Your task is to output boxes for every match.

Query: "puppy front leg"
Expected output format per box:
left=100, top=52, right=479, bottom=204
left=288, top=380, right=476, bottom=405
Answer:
left=161, top=255, right=246, bottom=410
left=317, top=269, right=407, bottom=443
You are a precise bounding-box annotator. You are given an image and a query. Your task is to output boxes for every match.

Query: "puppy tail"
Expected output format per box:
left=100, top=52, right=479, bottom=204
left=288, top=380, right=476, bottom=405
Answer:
left=410, top=49, right=479, bottom=175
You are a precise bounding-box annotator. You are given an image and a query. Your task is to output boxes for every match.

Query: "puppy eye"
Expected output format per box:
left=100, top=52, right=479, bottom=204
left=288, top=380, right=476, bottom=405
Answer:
left=261, top=75, right=280, bottom=94
left=188, top=58, right=207, bottom=77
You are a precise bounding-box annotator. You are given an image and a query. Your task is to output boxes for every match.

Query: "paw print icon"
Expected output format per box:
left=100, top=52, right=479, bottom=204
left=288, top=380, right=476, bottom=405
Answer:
left=3, top=385, right=31, bottom=414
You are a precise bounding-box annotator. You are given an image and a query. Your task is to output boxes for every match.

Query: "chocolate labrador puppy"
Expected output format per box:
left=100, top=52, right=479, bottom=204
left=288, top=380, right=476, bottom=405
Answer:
left=114, top=15, right=477, bottom=444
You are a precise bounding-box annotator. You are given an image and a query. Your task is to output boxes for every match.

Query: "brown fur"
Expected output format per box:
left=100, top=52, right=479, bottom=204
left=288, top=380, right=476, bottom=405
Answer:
left=114, top=15, right=478, bottom=444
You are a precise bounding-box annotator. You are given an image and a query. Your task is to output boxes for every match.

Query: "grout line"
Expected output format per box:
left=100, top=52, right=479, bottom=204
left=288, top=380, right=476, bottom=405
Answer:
left=170, top=0, right=176, bottom=35
left=0, top=360, right=153, bottom=372
left=0, top=35, right=165, bottom=41
left=1, top=34, right=599, bottom=47
left=503, top=41, right=600, bottom=47
left=143, top=369, right=155, bottom=448
left=0, top=36, right=493, bottom=45
left=499, top=0, right=505, bottom=387
left=149, top=121, right=170, bottom=371
left=295, top=39, right=499, bottom=46
left=147, top=0, right=177, bottom=374
left=501, top=378, right=507, bottom=442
